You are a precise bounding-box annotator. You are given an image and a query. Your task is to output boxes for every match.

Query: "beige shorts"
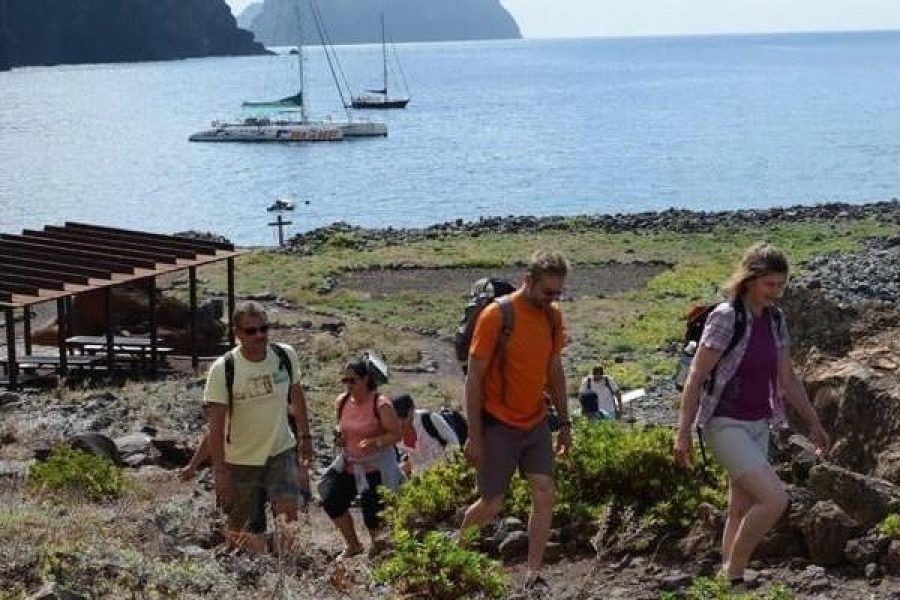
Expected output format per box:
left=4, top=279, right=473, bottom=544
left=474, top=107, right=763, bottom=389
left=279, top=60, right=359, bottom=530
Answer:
left=703, top=417, right=770, bottom=479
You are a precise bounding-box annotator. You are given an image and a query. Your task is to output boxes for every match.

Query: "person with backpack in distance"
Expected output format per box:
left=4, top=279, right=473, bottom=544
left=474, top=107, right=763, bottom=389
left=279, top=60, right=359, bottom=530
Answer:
left=578, top=364, right=622, bottom=420
left=673, top=243, right=830, bottom=586
left=392, top=394, right=462, bottom=476
left=320, top=356, right=403, bottom=560
left=460, top=250, right=572, bottom=591
left=203, top=301, right=313, bottom=553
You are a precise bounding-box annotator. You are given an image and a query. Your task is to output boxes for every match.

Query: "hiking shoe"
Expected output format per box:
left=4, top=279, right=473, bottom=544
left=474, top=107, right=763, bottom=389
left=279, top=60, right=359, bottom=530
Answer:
left=523, top=573, right=549, bottom=591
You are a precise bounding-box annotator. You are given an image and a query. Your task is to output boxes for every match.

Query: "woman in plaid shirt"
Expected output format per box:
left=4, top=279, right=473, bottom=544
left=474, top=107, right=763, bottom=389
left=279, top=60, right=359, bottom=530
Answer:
left=673, top=243, right=830, bottom=585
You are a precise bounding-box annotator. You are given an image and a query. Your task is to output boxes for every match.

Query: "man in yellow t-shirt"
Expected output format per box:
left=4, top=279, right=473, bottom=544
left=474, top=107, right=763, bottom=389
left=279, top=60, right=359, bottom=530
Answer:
left=460, top=250, right=572, bottom=591
left=205, top=301, right=312, bottom=552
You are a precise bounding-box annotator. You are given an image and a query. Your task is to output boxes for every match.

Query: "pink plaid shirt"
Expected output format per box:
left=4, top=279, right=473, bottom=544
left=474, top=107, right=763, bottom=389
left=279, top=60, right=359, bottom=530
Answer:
left=694, top=302, right=790, bottom=430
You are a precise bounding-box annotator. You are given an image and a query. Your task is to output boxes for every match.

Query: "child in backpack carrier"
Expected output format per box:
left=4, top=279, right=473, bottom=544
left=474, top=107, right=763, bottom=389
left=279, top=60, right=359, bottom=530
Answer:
left=392, top=394, right=462, bottom=476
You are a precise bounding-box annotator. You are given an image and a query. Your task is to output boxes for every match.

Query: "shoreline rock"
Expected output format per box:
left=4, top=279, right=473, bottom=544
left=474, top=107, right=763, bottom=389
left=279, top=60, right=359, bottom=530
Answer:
left=285, top=199, right=900, bottom=255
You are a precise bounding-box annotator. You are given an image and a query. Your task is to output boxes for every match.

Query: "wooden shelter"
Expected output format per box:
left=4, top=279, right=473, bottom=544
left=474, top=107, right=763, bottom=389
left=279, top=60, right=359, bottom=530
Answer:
left=0, top=222, right=245, bottom=389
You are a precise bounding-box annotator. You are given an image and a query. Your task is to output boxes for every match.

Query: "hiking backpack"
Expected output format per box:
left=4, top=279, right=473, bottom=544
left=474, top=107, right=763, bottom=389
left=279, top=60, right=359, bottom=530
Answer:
left=224, top=343, right=293, bottom=443
left=454, top=278, right=518, bottom=370
left=678, top=298, right=782, bottom=392
left=421, top=408, right=469, bottom=446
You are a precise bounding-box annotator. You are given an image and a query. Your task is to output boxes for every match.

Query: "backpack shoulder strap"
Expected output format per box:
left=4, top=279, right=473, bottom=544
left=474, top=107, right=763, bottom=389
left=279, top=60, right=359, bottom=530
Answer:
left=269, top=343, right=294, bottom=405
left=495, top=296, right=515, bottom=406
left=224, top=351, right=235, bottom=444
left=336, top=392, right=351, bottom=423
left=724, top=298, right=747, bottom=357
left=603, top=376, right=616, bottom=396
left=420, top=411, right=447, bottom=446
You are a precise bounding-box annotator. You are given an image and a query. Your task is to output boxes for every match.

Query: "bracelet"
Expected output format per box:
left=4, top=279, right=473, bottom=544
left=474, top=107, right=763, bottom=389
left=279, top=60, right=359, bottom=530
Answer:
left=299, top=434, right=313, bottom=440
left=558, top=420, right=572, bottom=428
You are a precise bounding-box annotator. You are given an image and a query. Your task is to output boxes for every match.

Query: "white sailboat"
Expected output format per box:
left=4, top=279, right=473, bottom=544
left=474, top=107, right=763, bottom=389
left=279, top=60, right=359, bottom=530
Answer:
left=189, top=1, right=386, bottom=143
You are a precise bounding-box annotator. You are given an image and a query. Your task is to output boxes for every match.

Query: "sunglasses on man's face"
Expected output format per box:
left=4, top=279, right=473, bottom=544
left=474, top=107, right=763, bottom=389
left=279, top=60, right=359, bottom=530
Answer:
left=341, top=376, right=358, bottom=385
left=240, top=324, right=269, bottom=336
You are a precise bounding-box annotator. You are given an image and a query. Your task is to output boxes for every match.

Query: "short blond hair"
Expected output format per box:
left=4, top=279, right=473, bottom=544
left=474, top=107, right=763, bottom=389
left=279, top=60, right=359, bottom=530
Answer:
left=722, top=243, right=789, bottom=300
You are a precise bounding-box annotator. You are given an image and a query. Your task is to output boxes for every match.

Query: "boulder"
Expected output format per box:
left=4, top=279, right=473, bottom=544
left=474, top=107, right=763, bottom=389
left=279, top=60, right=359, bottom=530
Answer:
left=807, top=463, right=900, bottom=527
left=67, top=432, right=121, bottom=465
left=755, top=485, right=815, bottom=560
left=498, top=530, right=528, bottom=562
left=800, top=501, right=861, bottom=565
left=875, top=448, right=900, bottom=486
left=882, top=540, right=900, bottom=575
left=844, top=533, right=889, bottom=568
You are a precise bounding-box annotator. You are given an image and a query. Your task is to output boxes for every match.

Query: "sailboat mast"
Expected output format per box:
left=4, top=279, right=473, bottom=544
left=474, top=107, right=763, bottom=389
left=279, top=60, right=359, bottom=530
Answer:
left=297, top=9, right=307, bottom=122
left=381, top=12, right=388, bottom=97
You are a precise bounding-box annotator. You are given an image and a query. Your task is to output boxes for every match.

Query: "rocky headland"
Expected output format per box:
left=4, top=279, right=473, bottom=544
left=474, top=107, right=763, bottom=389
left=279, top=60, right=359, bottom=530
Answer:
left=0, top=0, right=266, bottom=70
left=244, top=0, right=521, bottom=46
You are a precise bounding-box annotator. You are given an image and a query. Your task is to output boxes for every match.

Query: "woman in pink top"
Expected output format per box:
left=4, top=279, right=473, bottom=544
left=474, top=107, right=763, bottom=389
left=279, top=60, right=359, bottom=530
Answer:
left=674, top=243, right=830, bottom=585
left=322, top=357, right=402, bottom=560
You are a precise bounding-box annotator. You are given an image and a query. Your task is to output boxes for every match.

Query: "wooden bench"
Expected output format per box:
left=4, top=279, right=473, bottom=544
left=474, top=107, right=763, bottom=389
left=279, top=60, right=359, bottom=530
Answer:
left=0, top=354, right=103, bottom=369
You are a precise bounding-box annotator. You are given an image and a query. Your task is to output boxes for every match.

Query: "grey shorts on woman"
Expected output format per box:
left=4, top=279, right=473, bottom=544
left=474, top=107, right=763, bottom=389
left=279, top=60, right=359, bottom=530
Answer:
left=703, top=417, right=770, bottom=479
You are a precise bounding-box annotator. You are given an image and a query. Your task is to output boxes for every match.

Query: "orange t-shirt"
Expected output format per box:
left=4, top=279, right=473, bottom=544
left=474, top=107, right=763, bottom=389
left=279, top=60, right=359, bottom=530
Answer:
left=469, top=290, right=565, bottom=430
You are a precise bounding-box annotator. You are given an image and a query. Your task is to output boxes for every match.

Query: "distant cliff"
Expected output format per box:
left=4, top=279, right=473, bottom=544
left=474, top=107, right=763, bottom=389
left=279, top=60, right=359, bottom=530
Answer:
left=0, top=1, right=10, bottom=71
left=237, top=2, right=264, bottom=31
left=2, top=0, right=267, bottom=69
left=245, top=0, right=521, bottom=46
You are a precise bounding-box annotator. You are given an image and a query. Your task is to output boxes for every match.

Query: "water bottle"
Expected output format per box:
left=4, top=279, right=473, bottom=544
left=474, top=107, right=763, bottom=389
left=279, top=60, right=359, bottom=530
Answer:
left=674, top=340, right=697, bottom=390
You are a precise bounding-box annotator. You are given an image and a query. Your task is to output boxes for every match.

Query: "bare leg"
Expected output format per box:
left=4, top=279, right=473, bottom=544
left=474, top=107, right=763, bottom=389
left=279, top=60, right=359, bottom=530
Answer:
left=726, top=466, right=788, bottom=579
left=271, top=499, right=299, bottom=554
left=525, top=474, right=555, bottom=574
left=333, top=513, right=363, bottom=557
left=226, top=529, right=267, bottom=553
left=460, top=495, right=504, bottom=541
left=721, top=480, right=754, bottom=570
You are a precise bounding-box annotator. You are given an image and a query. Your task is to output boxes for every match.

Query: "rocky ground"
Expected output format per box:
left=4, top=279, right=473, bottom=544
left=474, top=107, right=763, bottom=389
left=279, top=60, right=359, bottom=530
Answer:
left=3, top=205, right=900, bottom=599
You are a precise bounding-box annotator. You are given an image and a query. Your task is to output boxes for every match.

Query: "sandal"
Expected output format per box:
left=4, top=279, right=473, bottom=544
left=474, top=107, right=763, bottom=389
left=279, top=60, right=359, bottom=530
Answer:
left=336, top=545, right=364, bottom=561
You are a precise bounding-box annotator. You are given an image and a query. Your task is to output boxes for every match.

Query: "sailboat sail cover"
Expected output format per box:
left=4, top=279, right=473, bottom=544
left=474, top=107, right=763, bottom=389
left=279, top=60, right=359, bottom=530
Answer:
left=365, top=88, right=387, bottom=94
left=242, top=92, right=304, bottom=108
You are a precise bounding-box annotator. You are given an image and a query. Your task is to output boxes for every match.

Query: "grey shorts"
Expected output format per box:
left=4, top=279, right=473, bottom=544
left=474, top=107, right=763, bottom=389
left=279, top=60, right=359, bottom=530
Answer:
left=226, top=448, right=299, bottom=530
left=703, top=417, right=770, bottom=479
left=477, top=417, right=554, bottom=499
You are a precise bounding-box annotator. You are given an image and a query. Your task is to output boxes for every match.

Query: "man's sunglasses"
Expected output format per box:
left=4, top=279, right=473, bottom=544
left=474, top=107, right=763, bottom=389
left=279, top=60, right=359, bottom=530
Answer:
left=240, top=324, right=269, bottom=335
left=341, top=376, right=359, bottom=384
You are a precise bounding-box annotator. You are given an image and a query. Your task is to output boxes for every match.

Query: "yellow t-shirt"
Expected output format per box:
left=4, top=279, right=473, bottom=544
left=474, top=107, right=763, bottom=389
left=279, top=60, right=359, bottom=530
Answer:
left=204, top=343, right=302, bottom=466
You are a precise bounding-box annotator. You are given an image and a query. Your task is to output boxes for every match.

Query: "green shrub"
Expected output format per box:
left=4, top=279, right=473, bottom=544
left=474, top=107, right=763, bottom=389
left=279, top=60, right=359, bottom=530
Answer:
left=659, top=577, right=794, bottom=600
left=879, top=513, right=900, bottom=539
left=373, top=529, right=509, bottom=599
left=28, top=446, right=124, bottom=501
left=381, top=450, right=477, bottom=534
left=561, top=420, right=724, bottom=526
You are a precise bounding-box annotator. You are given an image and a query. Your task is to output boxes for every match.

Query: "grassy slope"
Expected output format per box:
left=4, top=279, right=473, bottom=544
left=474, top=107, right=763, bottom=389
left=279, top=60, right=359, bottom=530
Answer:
left=203, top=218, right=898, bottom=392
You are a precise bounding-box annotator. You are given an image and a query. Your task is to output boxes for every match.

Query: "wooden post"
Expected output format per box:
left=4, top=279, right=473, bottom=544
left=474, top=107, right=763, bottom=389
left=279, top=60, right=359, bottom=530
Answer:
left=56, top=299, right=68, bottom=374
left=189, top=266, right=198, bottom=371
left=227, top=257, right=236, bottom=348
left=4, top=309, right=16, bottom=390
left=148, top=277, right=158, bottom=376
left=104, top=287, right=114, bottom=371
left=23, top=306, right=32, bottom=356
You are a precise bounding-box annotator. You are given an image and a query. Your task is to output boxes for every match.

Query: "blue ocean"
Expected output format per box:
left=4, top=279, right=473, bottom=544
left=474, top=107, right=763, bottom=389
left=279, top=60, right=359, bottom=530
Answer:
left=1, top=31, right=899, bottom=246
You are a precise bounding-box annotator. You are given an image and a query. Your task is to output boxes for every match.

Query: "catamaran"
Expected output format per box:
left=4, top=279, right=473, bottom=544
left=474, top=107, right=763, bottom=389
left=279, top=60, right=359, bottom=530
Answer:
left=189, top=1, right=386, bottom=143
left=351, top=13, right=410, bottom=110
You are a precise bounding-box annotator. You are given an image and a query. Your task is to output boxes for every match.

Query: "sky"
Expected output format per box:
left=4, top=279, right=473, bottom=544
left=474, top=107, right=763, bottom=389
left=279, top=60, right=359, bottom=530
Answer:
left=225, top=0, right=900, bottom=39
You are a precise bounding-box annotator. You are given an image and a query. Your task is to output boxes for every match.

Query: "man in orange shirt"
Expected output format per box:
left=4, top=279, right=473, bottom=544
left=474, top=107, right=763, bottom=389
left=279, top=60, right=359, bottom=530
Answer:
left=460, top=250, right=572, bottom=590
